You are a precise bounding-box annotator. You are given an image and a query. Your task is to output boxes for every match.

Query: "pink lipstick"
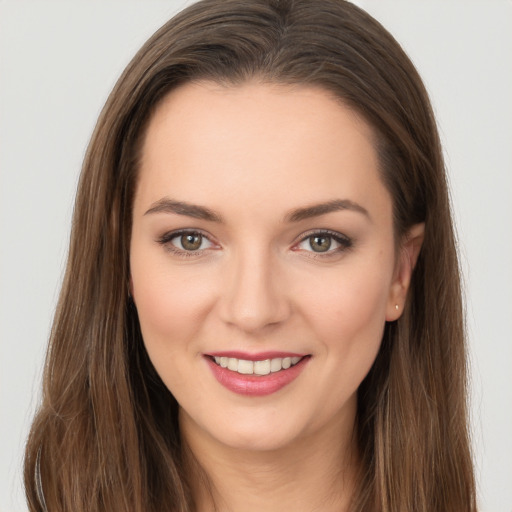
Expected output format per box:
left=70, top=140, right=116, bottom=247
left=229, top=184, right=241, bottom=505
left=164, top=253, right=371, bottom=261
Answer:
left=204, top=351, right=310, bottom=396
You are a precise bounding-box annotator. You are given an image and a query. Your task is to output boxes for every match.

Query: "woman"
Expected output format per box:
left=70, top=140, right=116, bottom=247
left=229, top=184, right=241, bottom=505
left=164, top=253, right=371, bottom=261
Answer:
left=24, top=0, right=477, bottom=510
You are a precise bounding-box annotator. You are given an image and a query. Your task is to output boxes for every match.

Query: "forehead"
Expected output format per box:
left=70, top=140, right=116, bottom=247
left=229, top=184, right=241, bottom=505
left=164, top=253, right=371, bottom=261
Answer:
left=136, top=81, right=390, bottom=222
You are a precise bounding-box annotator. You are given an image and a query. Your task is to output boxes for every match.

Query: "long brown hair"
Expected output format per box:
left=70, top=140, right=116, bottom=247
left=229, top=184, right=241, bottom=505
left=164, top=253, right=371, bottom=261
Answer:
left=24, top=1, right=476, bottom=510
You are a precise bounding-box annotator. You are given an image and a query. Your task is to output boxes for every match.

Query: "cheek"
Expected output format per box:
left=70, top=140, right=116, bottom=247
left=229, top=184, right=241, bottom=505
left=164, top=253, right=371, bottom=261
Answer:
left=130, top=261, right=220, bottom=396
left=299, top=258, right=392, bottom=362
left=130, top=250, right=218, bottom=355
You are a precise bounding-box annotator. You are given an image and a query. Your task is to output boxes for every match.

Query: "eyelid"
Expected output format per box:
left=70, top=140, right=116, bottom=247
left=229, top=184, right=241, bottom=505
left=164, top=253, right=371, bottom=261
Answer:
left=292, top=229, right=353, bottom=255
left=157, top=228, right=219, bottom=255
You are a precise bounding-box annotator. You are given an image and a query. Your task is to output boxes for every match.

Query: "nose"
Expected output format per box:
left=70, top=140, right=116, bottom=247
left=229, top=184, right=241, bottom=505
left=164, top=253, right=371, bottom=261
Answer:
left=219, top=246, right=291, bottom=334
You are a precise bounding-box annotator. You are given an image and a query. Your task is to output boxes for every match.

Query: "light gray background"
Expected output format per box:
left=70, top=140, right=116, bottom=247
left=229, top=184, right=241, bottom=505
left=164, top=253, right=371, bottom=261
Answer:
left=1, top=1, right=511, bottom=511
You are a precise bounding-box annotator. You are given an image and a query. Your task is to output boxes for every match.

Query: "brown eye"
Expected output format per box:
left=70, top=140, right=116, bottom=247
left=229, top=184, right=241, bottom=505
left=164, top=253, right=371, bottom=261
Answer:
left=295, top=230, right=352, bottom=256
left=158, top=230, right=215, bottom=255
left=309, top=235, right=332, bottom=252
left=180, top=232, right=203, bottom=251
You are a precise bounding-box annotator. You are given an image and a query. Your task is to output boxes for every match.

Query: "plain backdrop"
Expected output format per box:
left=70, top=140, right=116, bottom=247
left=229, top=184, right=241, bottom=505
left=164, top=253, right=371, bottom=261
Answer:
left=1, top=1, right=511, bottom=511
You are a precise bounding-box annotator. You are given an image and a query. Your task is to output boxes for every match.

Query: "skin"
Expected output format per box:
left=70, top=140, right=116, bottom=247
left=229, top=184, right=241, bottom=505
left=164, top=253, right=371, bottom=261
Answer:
left=130, top=81, right=423, bottom=511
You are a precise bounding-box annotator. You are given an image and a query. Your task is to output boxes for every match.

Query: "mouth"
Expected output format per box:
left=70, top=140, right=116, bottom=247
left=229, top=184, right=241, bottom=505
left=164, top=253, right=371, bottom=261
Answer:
left=209, top=355, right=304, bottom=376
left=204, top=352, right=311, bottom=396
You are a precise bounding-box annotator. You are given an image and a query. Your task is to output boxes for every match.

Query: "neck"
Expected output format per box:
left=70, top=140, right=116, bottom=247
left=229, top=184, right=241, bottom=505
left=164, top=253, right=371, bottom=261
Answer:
left=180, top=408, right=360, bottom=512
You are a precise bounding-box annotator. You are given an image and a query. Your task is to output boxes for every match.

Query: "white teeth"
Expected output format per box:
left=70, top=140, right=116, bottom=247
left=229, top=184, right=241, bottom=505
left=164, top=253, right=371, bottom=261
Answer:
left=237, top=359, right=254, bottom=374
left=253, top=360, right=271, bottom=376
left=270, top=358, right=282, bottom=373
left=212, top=355, right=304, bottom=375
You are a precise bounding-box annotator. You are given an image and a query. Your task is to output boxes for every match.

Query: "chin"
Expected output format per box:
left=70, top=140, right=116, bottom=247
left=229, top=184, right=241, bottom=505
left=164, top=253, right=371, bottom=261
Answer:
left=181, top=404, right=309, bottom=453
left=215, top=425, right=304, bottom=453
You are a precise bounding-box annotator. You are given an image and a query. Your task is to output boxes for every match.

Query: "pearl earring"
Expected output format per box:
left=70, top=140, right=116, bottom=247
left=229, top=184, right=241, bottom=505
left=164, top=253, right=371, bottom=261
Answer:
left=395, top=304, right=399, bottom=310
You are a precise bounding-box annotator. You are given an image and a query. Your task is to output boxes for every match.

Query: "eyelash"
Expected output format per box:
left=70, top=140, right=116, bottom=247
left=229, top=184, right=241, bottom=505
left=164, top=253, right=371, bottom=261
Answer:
left=157, top=229, right=216, bottom=258
left=293, top=229, right=353, bottom=258
left=156, top=229, right=353, bottom=258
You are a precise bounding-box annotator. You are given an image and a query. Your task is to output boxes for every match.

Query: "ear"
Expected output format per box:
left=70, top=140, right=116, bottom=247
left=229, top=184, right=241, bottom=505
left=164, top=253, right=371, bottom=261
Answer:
left=386, top=223, right=425, bottom=321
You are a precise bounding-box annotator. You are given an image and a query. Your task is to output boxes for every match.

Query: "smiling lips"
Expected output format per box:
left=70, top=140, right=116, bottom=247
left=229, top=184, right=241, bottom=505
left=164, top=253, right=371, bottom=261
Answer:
left=205, top=352, right=310, bottom=396
left=213, top=355, right=303, bottom=375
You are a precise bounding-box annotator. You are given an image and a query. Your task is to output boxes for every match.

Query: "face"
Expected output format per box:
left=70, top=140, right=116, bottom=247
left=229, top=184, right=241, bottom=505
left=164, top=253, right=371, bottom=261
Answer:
left=130, top=81, right=413, bottom=453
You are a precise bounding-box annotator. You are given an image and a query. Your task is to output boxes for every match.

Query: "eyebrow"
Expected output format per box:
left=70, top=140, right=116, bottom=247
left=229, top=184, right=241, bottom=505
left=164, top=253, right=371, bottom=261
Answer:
left=144, top=197, right=370, bottom=223
left=284, top=199, right=370, bottom=223
left=144, top=198, right=223, bottom=222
